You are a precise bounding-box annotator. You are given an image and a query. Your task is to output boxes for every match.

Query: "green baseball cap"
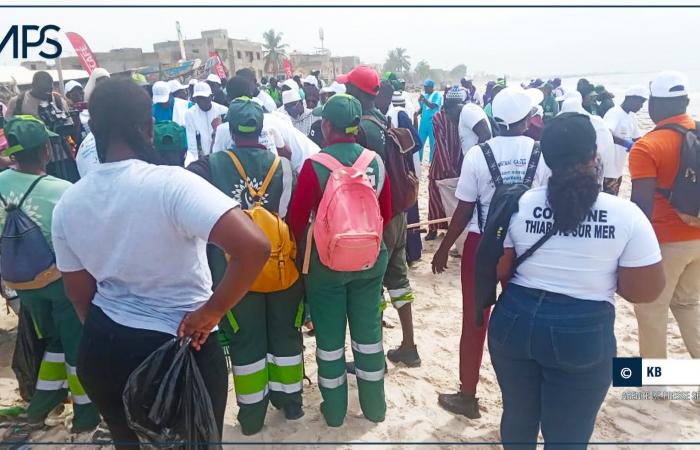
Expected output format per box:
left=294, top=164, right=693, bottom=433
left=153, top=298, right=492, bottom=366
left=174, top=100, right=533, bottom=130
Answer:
left=322, top=93, right=362, bottom=135
left=227, top=97, right=264, bottom=136
left=2, top=115, right=57, bottom=157
left=153, top=121, right=186, bottom=152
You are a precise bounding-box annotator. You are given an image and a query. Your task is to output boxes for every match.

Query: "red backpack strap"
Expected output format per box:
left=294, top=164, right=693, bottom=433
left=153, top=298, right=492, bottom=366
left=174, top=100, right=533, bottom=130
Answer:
left=352, top=148, right=377, bottom=172
left=310, top=152, right=344, bottom=171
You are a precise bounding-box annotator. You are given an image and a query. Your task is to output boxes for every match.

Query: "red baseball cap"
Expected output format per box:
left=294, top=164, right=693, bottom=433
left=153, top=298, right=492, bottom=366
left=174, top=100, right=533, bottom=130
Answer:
left=336, top=65, right=380, bottom=96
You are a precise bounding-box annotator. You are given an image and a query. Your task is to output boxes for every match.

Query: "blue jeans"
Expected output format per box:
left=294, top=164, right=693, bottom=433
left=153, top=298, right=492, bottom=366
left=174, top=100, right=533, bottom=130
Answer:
left=488, top=284, right=616, bottom=450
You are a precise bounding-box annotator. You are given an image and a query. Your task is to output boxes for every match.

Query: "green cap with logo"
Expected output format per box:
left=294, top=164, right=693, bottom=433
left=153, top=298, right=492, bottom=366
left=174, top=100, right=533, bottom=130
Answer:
left=322, top=93, right=362, bottom=135
left=227, top=97, right=264, bottom=136
left=2, top=115, right=57, bottom=157
left=153, top=121, right=187, bottom=152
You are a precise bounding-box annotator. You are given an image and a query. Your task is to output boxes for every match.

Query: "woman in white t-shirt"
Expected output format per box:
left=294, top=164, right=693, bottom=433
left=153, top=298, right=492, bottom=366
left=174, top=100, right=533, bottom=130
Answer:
left=490, top=113, right=665, bottom=448
left=51, top=79, right=270, bottom=448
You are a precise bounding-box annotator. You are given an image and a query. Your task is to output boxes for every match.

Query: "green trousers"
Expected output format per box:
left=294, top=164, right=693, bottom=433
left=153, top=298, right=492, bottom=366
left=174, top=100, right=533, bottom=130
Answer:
left=220, top=280, right=304, bottom=435
left=305, top=247, right=389, bottom=427
left=17, top=279, right=100, bottom=432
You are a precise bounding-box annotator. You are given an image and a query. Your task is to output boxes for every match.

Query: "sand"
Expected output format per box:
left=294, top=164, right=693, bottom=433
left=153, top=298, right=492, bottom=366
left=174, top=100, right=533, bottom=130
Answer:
left=1, top=108, right=699, bottom=449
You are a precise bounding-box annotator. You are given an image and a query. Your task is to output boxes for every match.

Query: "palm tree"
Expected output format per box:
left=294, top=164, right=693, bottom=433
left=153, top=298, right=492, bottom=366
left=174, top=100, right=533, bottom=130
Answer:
left=262, top=29, right=288, bottom=76
left=383, top=47, right=411, bottom=75
left=414, top=60, right=431, bottom=82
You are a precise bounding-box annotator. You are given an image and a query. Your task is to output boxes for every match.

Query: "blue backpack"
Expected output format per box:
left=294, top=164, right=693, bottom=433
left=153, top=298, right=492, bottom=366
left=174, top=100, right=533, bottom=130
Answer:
left=0, top=175, right=58, bottom=289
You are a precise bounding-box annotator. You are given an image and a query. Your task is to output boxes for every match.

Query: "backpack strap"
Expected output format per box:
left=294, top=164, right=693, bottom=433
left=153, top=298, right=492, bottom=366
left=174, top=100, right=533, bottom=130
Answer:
left=227, top=150, right=280, bottom=201
left=653, top=123, right=691, bottom=134
left=514, top=224, right=558, bottom=271
left=310, top=152, right=344, bottom=172
left=17, top=175, right=48, bottom=209
left=352, top=149, right=376, bottom=172
left=522, top=142, right=542, bottom=188
left=479, top=143, right=503, bottom=187
left=361, top=114, right=388, bottom=131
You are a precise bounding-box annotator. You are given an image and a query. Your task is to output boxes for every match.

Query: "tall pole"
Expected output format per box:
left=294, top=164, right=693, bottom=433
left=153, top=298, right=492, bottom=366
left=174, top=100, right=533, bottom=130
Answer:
left=176, top=21, right=187, bottom=61
left=56, top=57, right=65, bottom=96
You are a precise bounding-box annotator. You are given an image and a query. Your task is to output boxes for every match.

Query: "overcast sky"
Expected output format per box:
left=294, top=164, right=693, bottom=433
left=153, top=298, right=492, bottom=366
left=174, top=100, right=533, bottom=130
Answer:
left=1, top=6, right=698, bottom=78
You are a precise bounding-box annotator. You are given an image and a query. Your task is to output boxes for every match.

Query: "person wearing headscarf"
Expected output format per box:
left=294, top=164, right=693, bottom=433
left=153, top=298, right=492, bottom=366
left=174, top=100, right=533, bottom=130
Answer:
left=84, top=68, right=111, bottom=102
left=482, top=81, right=497, bottom=107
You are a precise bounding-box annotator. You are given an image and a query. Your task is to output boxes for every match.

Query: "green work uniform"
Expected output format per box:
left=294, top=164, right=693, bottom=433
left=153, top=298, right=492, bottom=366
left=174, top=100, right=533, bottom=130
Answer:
left=207, top=147, right=303, bottom=436
left=0, top=170, right=99, bottom=432
left=306, top=142, right=389, bottom=427
left=541, top=95, right=559, bottom=122
left=358, top=108, right=414, bottom=310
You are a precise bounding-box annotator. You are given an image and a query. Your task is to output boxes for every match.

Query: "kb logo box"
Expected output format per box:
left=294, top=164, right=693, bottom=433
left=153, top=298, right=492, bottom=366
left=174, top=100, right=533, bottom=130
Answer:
left=0, top=25, right=63, bottom=59
left=612, top=357, right=642, bottom=387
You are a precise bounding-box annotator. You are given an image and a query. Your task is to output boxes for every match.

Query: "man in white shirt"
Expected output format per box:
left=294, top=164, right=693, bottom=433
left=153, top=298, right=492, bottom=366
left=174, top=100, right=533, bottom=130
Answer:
left=431, top=86, right=550, bottom=419
left=152, top=81, right=189, bottom=126
left=560, top=96, right=615, bottom=188
left=184, top=82, right=228, bottom=165
left=458, top=103, right=492, bottom=155
left=279, top=89, right=316, bottom=137
left=460, top=77, right=482, bottom=106
left=602, top=85, right=646, bottom=195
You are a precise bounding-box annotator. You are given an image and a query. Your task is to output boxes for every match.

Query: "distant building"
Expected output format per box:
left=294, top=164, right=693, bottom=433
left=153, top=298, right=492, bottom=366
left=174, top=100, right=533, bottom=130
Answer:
left=289, top=50, right=361, bottom=83
left=22, top=48, right=159, bottom=74
left=154, top=29, right=265, bottom=79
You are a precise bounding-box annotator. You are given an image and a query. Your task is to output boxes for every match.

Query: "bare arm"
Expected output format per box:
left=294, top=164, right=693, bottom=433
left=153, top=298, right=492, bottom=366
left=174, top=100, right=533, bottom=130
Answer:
left=617, top=262, right=665, bottom=303
left=62, top=270, right=97, bottom=323
left=431, top=200, right=476, bottom=274
left=178, top=207, right=271, bottom=349
left=630, top=177, right=656, bottom=220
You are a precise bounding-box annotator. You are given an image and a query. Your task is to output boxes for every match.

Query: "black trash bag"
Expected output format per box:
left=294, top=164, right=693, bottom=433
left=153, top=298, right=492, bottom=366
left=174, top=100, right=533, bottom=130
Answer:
left=12, top=306, right=45, bottom=402
left=123, top=338, right=222, bottom=449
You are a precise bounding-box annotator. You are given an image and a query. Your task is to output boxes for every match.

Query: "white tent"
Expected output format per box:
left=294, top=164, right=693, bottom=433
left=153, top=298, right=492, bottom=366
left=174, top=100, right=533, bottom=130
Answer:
left=0, top=65, right=88, bottom=86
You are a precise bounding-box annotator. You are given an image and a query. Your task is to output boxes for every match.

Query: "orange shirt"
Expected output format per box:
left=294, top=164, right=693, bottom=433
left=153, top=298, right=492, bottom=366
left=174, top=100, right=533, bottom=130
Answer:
left=629, top=113, right=700, bottom=244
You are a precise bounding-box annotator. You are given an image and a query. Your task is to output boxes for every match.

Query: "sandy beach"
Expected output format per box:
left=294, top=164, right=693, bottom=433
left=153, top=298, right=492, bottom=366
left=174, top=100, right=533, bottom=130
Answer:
left=1, top=109, right=699, bottom=450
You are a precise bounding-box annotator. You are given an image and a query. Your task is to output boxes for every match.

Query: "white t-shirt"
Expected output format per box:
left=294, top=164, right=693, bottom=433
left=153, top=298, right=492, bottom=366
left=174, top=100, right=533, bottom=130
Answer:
left=256, top=89, right=278, bottom=113
left=458, top=103, right=491, bottom=155
left=76, top=132, right=100, bottom=177
left=603, top=105, right=642, bottom=179
left=589, top=114, right=617, bottom=179
left=184, top=102, right=229, bottom=165
left=211, top=112, right=319, bottom=172
left=505, top=187, right=661, bottom=303
left=52, top=159, right=238, bottom=335
left=456, top=135, right=551, bottom=234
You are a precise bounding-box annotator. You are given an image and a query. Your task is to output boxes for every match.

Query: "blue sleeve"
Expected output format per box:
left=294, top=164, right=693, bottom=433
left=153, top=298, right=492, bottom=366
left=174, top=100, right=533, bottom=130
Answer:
left=432, top=92, right=443, bottom=109
left=398, top=111, right=423, bottom=154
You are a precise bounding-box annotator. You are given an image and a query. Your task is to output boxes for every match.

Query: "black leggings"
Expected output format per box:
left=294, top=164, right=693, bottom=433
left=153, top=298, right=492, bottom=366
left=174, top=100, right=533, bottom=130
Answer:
left=77, top=305, right=228, bottom=449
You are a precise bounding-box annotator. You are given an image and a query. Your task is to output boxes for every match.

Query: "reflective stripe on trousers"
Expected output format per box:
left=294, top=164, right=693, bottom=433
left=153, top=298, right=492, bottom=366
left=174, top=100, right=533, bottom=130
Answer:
left=233, top=358, right=269, bottom=405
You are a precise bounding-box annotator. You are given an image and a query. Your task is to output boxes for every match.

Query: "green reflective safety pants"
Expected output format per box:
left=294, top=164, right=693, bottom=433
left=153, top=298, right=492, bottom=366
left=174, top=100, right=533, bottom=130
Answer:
left=305, top=247, right=389, bottom=427
left=220, top=279, right=304, bottom=435
left=17, top=279, right=100, bottom=432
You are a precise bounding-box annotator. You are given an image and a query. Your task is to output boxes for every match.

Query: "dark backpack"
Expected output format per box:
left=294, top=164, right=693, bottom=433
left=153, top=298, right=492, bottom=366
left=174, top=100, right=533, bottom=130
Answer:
left=654, top=122, right=700, bottom=227
left=473, top=141, right=549, bottom=326
left=0, top=175, right=58, bottom=289
left=360, top=115, right=419, bottom=216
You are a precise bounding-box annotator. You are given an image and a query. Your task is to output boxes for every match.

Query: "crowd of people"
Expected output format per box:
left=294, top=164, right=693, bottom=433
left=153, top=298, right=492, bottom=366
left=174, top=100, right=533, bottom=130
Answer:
left=0, top=61, right=698, bottom=449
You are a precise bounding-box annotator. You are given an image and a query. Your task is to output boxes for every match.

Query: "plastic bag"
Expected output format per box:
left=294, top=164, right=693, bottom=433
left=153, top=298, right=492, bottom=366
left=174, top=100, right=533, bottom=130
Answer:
left=122, top=338, right=222, bottom=449
left=12, top=305, right=45, bottom=402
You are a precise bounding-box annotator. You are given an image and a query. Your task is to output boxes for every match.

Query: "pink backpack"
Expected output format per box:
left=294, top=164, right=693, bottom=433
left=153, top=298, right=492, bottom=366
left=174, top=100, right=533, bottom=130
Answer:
left=310, top=149, right=383, bottom=272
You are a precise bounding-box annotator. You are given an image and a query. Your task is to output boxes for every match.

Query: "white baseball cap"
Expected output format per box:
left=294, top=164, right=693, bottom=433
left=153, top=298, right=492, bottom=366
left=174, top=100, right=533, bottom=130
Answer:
left=168, top=79, right=188, bottom=93
left=192, top=81, right=213, bottom=98
left=303, top=75, right=318, bottom=85
left=64, top=80, right=82, bottom=94
left=492, top=87, right=544, bottom=127
left=650, top=71, right=688, bottom=98
left=624, top=85, right=648, bottom=100
left=206, top=73, right=222, bottom=84
left=188, top=78, right=198, bottom=86
left=152, top=81, right=171, bottom=104
left=321, top=81, right=346, bottom=95
left=282, top=79, right=299, bottom=91
left=559, top=97, right=586, bottom=115
left=282, top=88, right=302, bottom=105
left=555, top=90, right=582, bottom=103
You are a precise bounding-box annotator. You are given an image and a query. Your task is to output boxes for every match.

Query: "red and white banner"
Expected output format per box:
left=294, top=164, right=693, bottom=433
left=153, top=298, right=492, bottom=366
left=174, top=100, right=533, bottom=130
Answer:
left=208, top=51, right=227, bottom=80
left=283, top=58, right=293, bottom=78
left=65, top=32, right=98, bottom=74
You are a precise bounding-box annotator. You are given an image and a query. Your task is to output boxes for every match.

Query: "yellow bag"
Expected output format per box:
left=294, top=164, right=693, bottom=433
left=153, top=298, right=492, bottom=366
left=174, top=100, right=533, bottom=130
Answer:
left=226, top=151, right=299, bottom=293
